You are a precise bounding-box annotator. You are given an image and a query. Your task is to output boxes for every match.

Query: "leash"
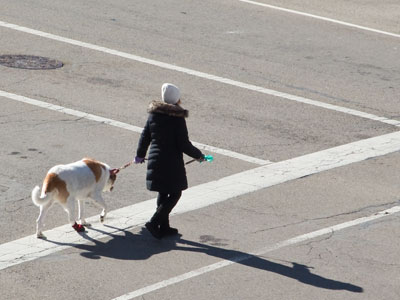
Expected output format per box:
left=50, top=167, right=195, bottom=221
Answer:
left=111, top=155, right=213, bottom=174
left=118, top=160, right=135, bottom=171
left=110, top=159, right=144, bottom=175
left=185, top=155, right=214, bottom=165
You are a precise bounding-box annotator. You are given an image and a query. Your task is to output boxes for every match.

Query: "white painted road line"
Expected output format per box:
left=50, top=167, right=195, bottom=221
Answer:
left=239, top=0, right=400, bottom=39
left=113, top=205, right=400, bottom=299
left=1, top=130, right=400, bottom=271
left=1, top=20, right=400, bottom=127
left=0, top=90, right=270, bottom=165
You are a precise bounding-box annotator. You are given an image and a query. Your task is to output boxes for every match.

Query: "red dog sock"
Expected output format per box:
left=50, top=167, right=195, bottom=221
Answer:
left=72, top=222, right=85, bottom=232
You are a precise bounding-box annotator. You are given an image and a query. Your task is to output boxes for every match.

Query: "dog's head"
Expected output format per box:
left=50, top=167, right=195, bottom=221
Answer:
left=104, top=168, right=119, bottom=192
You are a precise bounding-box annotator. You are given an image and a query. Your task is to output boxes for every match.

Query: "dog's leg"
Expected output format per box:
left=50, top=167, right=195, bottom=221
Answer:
left=65, top=197, right=85, bottom=233
left=92, top=193, right=107, bottom=223
left=78, top=199, right=91, bottom=227
left=36, top=202, right=52, bottom=239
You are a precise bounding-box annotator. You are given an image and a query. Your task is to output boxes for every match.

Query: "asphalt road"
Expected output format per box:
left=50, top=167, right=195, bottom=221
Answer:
left=0, top=1, right=399, bottom=299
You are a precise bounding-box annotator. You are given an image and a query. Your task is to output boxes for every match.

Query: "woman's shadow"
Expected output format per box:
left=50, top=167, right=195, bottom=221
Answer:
left=46, top=225, right=363, bottom=293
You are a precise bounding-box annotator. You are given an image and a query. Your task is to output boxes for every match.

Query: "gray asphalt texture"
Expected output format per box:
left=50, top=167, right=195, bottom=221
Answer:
left=0, top=1, right=399, bottom=299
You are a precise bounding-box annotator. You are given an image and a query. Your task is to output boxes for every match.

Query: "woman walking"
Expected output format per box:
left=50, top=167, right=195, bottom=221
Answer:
left=135, top=83, right=204, bottom=239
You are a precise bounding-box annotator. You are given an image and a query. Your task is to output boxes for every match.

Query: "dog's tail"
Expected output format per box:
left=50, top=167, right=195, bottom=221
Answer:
left=31, top=186, right=51, bottom=206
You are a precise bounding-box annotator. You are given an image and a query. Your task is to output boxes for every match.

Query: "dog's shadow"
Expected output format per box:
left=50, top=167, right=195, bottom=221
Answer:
left=46, top=225, right=363, bottom=293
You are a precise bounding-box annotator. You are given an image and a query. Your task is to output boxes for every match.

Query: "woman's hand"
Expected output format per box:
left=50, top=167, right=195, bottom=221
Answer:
left=134, top=156, right=145, bottom=164
left=197, top=154, right=206, bottom=162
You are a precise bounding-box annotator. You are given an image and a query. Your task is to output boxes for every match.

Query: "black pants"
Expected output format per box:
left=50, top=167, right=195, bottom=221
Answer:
left=150, top=191, right=182, bottom=228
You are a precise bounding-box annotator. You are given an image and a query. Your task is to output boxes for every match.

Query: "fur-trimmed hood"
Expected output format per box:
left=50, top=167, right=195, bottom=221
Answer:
left=148, top=101, right=189, bottom=118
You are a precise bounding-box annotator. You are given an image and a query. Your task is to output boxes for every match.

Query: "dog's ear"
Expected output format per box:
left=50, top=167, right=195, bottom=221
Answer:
left=110, top=168, right=119, bottom=175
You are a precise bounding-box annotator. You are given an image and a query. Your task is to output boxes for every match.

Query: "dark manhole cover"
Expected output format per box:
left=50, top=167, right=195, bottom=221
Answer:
left=0, top=55, right=63, bottom=70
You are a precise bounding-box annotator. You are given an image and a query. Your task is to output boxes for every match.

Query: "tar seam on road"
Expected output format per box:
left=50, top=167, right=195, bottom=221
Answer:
left=0, top=20, right=399, bottom=128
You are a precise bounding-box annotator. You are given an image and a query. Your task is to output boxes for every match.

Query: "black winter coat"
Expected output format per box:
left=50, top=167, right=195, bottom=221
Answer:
left=136, top=101, right=203, bottom=193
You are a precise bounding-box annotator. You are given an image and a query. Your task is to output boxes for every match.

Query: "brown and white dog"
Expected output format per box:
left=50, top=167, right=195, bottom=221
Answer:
left=31, top=158, right=118, bottom=239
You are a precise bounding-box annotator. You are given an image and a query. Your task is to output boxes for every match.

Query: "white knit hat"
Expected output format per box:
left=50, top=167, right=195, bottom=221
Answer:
left=161, top=83, right=180, bottom=104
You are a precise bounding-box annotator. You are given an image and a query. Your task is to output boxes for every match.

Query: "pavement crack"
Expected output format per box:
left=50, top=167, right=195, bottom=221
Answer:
left=13, top=196, right=29, bottom=203
left=252, top=201, right=399, bottom=234
left=5, top=205, right=23, bottom=213
left=310, top=201, right=399, bottom=222
left=304, top=230, right=334, bottom=249
left=252, top=219, right=307, bottom=233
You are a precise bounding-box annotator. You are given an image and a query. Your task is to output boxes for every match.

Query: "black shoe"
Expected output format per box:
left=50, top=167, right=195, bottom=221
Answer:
left=160, top=226, right=179, bottom=237
left=145, top=222, right=162, bottom=240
